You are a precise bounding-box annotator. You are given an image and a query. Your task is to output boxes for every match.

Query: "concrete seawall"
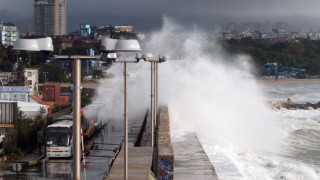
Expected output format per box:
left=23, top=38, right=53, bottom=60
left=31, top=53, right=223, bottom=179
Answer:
left=156, top=106, right=174, bottom=179
left=157, top=105, right=218, bottom=180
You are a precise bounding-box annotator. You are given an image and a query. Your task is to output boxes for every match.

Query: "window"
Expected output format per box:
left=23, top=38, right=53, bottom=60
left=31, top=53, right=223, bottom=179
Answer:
left=27, top=72, right=32, bottom=77
left=28, top=80, right=32, bottom=85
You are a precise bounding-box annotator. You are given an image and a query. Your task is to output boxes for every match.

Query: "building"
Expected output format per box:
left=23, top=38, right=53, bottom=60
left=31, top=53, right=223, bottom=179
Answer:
left=299, top=23, right=310, bottom=33
left=308, top=33, right=320, bottom=40
left=95, top=25, right=114, bottom=40
left=275, top=22, right=289, bottom=32
left=222, top=32, right=237, bottom=40
left=0, top=22, right=19, bottom=47
left=0, top=87, right=33, bottom=102
left=113, top=25, right=133, bottom=38
left=241, top=23, right=254, bottom=32
left=114, top=26, right=133, bottom=33
left=52, top=35, right=72, bottom=49
left=80, top=23, right=91, bottom=37
left=241, top=31, right=252, bottom=38
left=0, top=72, right=13, bottom=85
left=24, top=68, right=39, bottom=91
left=262, top=21, right=272, bottom=33
left=291, top=32, right=308, bottom=40
left=226, top=22, right=238, bottom=32
left=33, top=0, right=67, bottom=36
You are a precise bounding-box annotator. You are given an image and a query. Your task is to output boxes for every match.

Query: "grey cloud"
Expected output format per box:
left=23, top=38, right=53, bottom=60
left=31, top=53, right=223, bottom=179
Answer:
left=1, top=0, right=320, bottom=33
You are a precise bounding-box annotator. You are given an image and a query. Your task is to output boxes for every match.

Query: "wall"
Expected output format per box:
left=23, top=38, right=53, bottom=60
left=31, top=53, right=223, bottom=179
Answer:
left=157, top=106, right=174, bottom=180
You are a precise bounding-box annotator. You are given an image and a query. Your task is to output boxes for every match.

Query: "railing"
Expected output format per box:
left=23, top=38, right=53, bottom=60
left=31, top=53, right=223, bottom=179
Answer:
left=48, top=106, right=72, bottom=119
left=134, top=110, right=148, bottom=147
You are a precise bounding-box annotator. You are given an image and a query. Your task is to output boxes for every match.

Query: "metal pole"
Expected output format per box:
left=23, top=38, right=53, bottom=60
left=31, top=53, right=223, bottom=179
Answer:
left=28, top=52, right=31, bottom=66
left=73, top=59, right=81, bottom=180
left=155, top=63, right=158, bottom=127
left=124, top=62, right=128, bottom=180
left=151, top=62, right=154, bottom=147
left=16, top=51, right=19, bottom=65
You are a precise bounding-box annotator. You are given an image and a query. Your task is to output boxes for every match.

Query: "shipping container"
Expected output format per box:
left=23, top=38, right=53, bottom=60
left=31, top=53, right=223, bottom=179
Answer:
left=61, top=93, right=72, bottom=102
left=42, top=84, right=61, bottom=102
left=0, top=102, right=18, bottom=125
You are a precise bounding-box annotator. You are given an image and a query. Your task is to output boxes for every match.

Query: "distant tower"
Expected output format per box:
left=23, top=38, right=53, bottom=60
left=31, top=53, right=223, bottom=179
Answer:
left=33, top=0, right=67, bottom=36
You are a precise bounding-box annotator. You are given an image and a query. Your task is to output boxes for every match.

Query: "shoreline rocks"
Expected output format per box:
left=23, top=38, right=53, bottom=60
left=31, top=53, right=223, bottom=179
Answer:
left=269, top=98, right=320, bottom=110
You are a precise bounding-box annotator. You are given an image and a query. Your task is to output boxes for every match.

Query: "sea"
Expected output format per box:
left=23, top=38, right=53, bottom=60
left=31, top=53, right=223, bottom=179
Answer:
left=199, top=82, right=320, bottom=180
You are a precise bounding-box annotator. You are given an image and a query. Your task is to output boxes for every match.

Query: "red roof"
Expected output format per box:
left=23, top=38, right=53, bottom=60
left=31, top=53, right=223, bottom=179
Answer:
left=30, top=94, right=53, bottom=115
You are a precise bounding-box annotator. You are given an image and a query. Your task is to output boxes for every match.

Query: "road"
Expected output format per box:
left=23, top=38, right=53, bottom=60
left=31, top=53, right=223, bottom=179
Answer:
left=0, top=120, right=123, bottom=180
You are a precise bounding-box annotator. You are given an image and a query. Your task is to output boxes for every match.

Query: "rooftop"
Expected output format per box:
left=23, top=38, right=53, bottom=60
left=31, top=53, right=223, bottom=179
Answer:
left=0, top=22, right=16, bottom=27
left=48, top=120, right=72, bottom=128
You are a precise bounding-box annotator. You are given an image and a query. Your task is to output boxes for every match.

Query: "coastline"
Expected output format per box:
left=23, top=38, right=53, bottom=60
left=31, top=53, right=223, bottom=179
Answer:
left=256, top=78, right=320, bottom=85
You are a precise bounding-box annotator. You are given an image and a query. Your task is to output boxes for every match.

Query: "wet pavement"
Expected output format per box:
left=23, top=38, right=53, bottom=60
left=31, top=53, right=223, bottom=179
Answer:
left=81, top=126, right=123, bottom=180
left=0, top=122, right=124, bottom=180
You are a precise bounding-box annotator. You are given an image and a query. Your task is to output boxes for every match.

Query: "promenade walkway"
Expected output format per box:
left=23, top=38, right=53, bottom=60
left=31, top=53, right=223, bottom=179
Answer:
left=172, top=132, right=219, bottom=180
left=106, top=143, right=153, bottom=180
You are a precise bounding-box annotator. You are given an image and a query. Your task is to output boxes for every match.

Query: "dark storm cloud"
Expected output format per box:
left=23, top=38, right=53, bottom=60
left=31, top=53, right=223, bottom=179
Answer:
left=1, top=0, right=320, bottom=33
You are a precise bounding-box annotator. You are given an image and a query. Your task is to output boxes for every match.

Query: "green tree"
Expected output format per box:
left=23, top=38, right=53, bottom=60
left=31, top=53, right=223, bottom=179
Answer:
left=38, top=63, right=66, bottom=83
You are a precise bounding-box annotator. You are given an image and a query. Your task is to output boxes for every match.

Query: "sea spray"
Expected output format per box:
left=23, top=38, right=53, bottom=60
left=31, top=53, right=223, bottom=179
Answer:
left=143, top=18, right=310, bottom=179
left=83, top=61, right=151, bottom=127
left=141, top=18, right=283, bottom=152
left=84, top=17, right=320, bottom=179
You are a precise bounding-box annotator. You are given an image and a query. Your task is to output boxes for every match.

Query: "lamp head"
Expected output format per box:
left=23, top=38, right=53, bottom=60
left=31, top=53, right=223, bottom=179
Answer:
left=107, top=53, right=117, bottom=59
left=13, top=37, right=53, bottom=52
left=115, top=39, right=141, bottom=52
left=13, top=39, right=39, bottom=51
left=159, top=55, right=169, bottom=62
left=101, top=38, right=141, bottom=53
left=135, top=53, right=143, bottom=61
left=37, top=37, right=54, bottom=51
left=101, top=38, right=117, bottom=52
left=142, top=53, right=153, bottom=61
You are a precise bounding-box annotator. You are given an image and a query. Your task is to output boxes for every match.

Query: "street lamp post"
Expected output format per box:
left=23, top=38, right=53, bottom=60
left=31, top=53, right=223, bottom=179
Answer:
left=15, top=51, right=20, bottom=65
left=151, top=61, right=155, bottom=146
left=51, top=55, right=100, bottom=180
left=43, top=72, right=48, bottom=84
left=155, top=62, right=158, bottom=126
left=13, top=37, right=111, bottom=180
left=138, top=53, right=168, bottom=147
left=101, top=38, right=142, bottom=180
left=73, top=58, right=81, bottom=179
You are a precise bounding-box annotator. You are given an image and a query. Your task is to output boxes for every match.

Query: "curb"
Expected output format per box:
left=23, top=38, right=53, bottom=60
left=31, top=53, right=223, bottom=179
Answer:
left=28, top=154, right=46, bottom=165
left=7, top=154, right=46, bottom=165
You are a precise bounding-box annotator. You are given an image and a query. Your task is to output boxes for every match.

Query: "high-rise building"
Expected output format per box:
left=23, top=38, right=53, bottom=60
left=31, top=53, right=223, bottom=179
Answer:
left=33, top=0, right=66, bottom=36
left=275, top=22, right=289, bottom=32
left=0, top=22, right=19, bottom=47
left=262, top=21, right=272, bottom=33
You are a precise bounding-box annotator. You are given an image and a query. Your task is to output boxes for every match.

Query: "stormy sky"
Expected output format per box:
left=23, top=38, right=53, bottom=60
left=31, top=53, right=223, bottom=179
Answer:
left=1, top=0, right=320, bottom=34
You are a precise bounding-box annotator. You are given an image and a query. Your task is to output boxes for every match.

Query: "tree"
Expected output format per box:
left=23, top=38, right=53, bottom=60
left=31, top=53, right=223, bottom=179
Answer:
left=0, top=59, right=13, bottom=72
left=38, top=63, right=66, bottom=83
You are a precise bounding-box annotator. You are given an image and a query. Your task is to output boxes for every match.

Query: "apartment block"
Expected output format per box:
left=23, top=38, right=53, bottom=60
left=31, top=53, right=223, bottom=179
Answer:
left=33, top=0, right=66, bottom=36
left=0, top=22, right=19, bottom=47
